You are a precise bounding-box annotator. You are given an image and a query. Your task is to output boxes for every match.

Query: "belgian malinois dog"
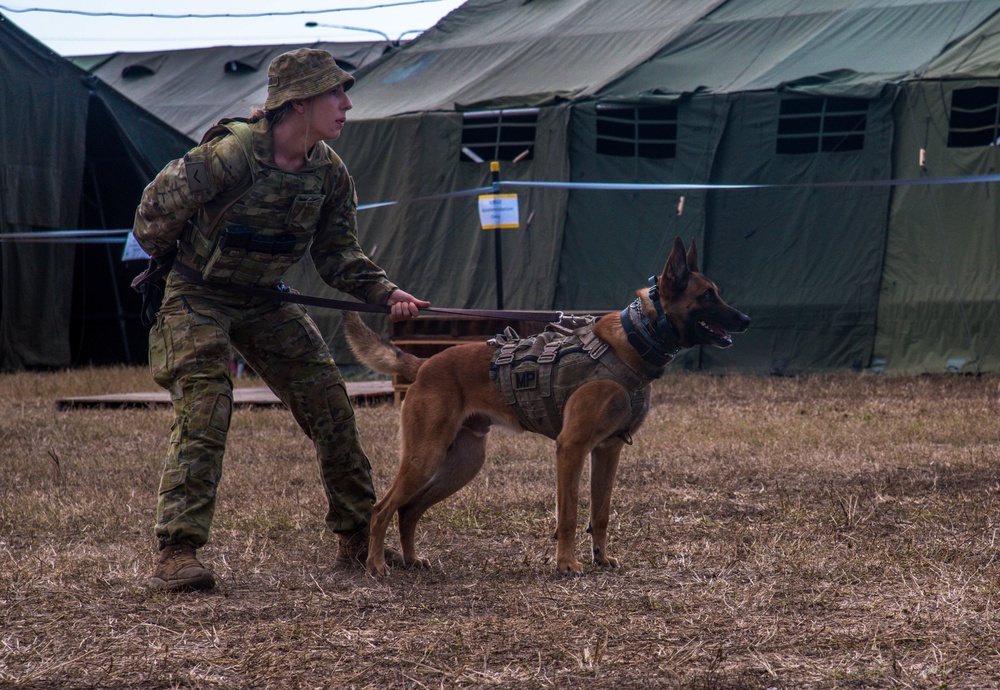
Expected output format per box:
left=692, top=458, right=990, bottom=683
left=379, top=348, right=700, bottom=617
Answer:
left=345, top=237, right=750, bottom=576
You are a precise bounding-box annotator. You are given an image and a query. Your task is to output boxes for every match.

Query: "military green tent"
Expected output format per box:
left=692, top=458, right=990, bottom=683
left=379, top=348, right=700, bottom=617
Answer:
left=874, top=11, right=1000, bottom=375
left=13, top=1, right=997, bottom=376
left=75, top=41, right=390, bottom=141
left=315, top=0, right=1000, bottom=375
left=0, top=14, right=192, bottom=370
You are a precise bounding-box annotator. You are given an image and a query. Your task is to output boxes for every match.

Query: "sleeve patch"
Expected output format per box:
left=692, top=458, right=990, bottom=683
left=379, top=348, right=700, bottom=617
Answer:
left=185, top=159, right=211, bottom=194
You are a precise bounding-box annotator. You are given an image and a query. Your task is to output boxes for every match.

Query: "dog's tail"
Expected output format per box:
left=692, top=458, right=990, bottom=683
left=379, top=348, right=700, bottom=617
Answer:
left=343, top=311, right=425, bottom=381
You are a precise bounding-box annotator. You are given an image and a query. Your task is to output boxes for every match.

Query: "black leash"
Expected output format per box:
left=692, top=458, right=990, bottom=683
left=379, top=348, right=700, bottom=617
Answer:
left=204, top=278, right=566, bottom=322
left=133, top=257, right=565, bottom=324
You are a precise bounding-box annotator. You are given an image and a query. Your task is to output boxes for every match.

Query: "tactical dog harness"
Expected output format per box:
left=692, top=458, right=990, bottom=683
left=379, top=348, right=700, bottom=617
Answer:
left=489, top=316, right=649, bottom=441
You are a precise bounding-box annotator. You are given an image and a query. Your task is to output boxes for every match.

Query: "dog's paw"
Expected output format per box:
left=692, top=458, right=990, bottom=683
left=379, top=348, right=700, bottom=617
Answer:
left=382, top=547, right=407, bottom=568
left=557, top=559, right=585, bottom=576
left=593, top=545, right=619, bottom=568
left=594, top=555, right=619, bottom=568
left=366, top=559, right=391, bottom=577
left=407, top=556, right=431, bottom=569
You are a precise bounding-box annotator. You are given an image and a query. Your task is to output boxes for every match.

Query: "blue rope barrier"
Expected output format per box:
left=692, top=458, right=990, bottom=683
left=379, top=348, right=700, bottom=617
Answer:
left=5, top=171, right=1000, bottom=244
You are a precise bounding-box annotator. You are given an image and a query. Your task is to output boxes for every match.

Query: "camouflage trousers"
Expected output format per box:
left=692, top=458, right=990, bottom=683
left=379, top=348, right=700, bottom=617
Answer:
left=149, top=274, right=376, bottom=549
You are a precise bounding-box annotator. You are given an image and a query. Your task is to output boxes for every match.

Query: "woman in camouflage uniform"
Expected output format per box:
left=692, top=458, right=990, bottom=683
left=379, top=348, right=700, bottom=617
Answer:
left=132, top=48, right=428, bottom=591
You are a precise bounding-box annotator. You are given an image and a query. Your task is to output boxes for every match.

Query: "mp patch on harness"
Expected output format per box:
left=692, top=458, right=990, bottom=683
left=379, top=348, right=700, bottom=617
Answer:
left=513, top=370, right=537, bottom=390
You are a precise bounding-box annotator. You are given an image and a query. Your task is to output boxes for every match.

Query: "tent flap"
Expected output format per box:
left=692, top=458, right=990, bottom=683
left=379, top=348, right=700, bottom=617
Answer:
left=875, top=80, right=1000, bottom=374
left=698, top=89, right=896, bottom=373
left=0, top=13, right=191, bottom=370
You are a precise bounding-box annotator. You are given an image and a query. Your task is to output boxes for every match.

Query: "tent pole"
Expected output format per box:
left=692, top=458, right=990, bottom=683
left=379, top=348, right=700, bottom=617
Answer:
left=89, top=164, right=133, bottom=365
left=490, top=161, right=504, bottom=310
left=104, top=243, right=132, bottom=365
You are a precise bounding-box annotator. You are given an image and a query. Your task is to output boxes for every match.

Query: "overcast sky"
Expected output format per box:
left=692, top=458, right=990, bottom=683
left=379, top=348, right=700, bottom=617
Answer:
left=1, top=0, right=468, bottom=55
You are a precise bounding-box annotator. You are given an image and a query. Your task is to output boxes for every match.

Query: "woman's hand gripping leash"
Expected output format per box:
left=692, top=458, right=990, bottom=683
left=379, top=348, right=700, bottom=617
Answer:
left=387, top=289, right=430, bottom=321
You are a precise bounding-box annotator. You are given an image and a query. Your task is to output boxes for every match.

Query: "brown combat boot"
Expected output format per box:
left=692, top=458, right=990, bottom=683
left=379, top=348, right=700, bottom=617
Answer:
left=336, top=527, right=407, bottom=568
left=149, top=543, right=216, bottom=591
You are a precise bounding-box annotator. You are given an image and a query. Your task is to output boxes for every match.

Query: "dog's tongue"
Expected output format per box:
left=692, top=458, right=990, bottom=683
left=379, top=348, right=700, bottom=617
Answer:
left=701, top=321, right=732, bottom=345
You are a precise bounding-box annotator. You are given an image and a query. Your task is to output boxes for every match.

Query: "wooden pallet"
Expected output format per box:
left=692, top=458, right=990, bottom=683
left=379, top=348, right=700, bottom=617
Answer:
left=56, top=380, right=393, bottom=410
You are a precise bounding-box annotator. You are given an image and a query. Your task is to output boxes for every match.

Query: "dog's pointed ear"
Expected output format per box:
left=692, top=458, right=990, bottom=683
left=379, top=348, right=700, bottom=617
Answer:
left=687, top=238, right=699, bottom=273
left=661, top=236, right=690, bottom=296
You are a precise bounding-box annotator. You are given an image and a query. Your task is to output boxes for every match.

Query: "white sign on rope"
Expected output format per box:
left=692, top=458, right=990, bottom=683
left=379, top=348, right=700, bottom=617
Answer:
left=478, top=193, right=519, bottom=230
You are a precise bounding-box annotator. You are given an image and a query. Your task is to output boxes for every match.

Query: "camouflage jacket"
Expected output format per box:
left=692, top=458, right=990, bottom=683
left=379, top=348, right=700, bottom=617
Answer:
left=132, top=117, right=397, bottom=305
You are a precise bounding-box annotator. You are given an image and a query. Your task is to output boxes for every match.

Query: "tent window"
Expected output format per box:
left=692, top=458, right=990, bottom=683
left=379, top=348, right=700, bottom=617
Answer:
left=121, top=65, right=155, bottom=79
left=224, top=61, right=258, bottom=74
left=947, top=87, right=1000, bottom=147
left=595, top=104, right=677, bottom=159
left=460, top=109, right=537, bottom=163
left=776, top=97, right=867, bottom=154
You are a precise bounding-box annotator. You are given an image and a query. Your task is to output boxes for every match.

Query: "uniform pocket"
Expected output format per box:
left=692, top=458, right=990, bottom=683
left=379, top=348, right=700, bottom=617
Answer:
left=158, top=466, right=187, bottom=494
left=207, top=393, right=232, bottom=435
left=149, top=315, right=172, bottom=388
left=202, top=225, right=251, bottom=283
left=326, top=381, right=356, bottom=424
left=285, top=193, right=324, bottom=230
left=151, top=297, right=231, bottom=387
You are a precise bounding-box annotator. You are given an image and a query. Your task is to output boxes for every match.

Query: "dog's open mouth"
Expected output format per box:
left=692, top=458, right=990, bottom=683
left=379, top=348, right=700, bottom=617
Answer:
left=699, top=320, right=733, bottom=348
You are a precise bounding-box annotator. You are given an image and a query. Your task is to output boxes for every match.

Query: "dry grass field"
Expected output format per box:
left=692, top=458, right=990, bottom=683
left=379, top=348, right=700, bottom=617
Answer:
left=2, top=366, right=999, bottom=689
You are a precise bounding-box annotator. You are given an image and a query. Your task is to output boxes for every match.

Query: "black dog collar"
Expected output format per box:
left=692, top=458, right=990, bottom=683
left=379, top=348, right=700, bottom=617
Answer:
left=618, top=276, right=681, bottom=367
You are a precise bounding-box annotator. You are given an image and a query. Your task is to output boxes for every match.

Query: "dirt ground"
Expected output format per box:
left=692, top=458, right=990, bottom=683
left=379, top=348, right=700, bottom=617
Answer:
left=2, top=368, right=999, bottom=688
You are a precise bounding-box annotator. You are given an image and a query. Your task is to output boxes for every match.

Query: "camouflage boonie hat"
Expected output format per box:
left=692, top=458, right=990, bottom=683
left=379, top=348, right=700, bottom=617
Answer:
left=264, top=48, right=354, bottom=111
